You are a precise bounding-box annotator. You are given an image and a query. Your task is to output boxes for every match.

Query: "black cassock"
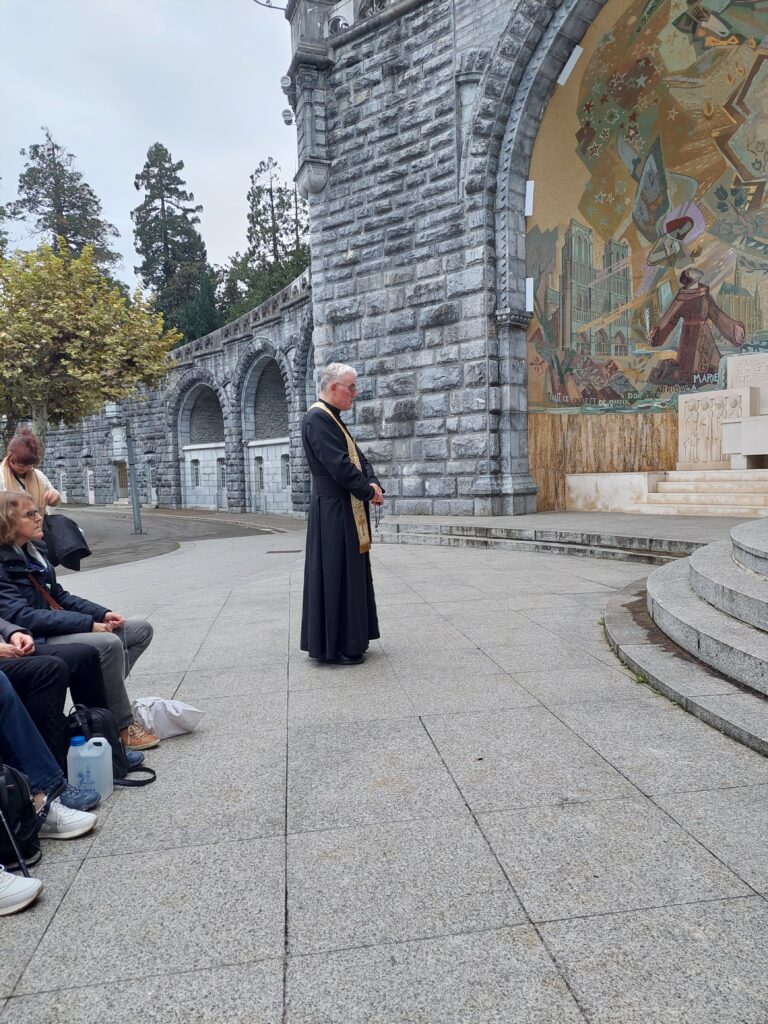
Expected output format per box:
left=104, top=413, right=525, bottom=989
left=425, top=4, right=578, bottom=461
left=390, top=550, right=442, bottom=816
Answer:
left=300, top=399, right=381, bottom=660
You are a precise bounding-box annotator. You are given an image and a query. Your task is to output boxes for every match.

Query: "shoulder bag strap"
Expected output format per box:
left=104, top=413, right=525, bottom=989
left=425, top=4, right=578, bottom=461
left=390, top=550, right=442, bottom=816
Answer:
left=26, top=573, right=63, bottom=610
left=114, top=767, right=157, bottom=787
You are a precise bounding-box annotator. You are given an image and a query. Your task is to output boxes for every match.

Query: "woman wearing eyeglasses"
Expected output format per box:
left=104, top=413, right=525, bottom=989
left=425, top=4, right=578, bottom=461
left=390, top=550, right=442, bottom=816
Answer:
left=0, top=491, right=159, bottom=752
left=0, top=428, right=61, bottom=510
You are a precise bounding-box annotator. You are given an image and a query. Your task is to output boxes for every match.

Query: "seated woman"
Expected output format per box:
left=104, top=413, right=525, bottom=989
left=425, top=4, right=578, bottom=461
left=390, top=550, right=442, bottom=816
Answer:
left=0, top=671, right=97, bottom=858
left=0, top=428, right=61, bottom=509
left=0, top=491, right=159, bottom=752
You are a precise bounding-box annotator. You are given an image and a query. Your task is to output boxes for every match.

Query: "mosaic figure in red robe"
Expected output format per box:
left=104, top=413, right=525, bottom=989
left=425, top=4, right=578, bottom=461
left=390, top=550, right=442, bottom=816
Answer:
left=647, top=268, right=745, bottom=385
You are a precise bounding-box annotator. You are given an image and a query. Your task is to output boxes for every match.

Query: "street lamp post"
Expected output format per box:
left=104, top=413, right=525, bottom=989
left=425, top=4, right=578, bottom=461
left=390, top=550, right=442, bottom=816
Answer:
left=124, top=420, right=143, bottom=535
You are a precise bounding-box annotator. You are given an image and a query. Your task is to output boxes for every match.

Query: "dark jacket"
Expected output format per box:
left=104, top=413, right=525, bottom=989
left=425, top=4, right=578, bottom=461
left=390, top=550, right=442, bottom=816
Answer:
left=0, top=615, right=29, bottom=642
left=0, top=544, right=109, bottom=639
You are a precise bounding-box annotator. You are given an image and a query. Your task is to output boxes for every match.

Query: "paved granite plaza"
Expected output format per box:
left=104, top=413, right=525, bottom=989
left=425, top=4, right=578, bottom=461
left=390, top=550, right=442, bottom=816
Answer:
left=3, top=530, right=768, bottom=1022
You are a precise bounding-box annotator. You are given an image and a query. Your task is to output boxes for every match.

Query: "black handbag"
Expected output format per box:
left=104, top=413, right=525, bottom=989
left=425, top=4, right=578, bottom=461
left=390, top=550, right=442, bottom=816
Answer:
left=67, top=706, right=156, bottom=787
left=0, top=765, right=41, bottom=873
left=43, top=513, right=92, bottom=571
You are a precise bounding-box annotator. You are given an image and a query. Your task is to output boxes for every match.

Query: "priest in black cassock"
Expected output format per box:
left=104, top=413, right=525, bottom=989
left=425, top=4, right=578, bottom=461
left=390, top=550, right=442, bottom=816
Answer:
left=300, top=362, right=385, bottom=665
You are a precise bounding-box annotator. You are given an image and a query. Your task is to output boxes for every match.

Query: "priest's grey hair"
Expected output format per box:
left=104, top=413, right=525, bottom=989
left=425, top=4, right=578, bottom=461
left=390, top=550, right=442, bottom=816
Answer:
left=318, top=363, right=357, bottom=393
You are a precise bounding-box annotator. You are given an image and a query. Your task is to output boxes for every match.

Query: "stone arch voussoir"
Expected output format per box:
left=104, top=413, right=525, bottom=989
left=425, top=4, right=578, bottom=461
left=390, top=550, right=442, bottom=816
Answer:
left=291, top=309, right=316, bottom=414
left=462, top=0, right=609, bottom=306
left=231, top=338, right=295, bottom=420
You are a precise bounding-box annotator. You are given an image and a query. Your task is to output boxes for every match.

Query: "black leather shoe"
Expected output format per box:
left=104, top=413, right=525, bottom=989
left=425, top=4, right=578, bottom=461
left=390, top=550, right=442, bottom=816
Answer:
left=330, top=652, right=365, bottom=665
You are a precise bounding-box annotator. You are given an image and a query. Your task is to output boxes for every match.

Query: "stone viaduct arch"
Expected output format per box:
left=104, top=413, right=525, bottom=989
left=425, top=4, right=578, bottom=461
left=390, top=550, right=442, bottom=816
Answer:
left=231, top=339, right=296, bottom=514
left=166, top=369, right=234, bottom=511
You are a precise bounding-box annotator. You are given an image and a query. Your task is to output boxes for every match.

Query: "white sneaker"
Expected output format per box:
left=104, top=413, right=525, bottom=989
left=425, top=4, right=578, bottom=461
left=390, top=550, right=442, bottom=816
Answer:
left=0, top=866, right=43, bottom=915
left=38, top=799, right=96, bottom=840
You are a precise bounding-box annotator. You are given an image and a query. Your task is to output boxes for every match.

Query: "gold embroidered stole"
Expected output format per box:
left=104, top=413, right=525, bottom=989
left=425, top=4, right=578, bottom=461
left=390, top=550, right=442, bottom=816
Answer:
left=310, top=402, right=371, bottom=554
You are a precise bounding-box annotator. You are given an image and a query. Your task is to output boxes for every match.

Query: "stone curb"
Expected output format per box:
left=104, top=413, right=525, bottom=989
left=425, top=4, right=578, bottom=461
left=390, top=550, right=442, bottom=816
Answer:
left=605, top=581, right=768, bottom=758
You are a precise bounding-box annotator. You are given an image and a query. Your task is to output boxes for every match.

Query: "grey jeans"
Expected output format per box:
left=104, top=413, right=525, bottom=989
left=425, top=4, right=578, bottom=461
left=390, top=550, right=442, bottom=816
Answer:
left=45, top=619, right=153, bottom=729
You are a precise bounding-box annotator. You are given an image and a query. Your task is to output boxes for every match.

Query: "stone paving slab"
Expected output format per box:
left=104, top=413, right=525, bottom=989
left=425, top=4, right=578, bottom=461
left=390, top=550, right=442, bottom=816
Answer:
left=288, top=817, right=525, bottom=954
left=540, top=898, right=768, bottom=1024
left=480, top=796, right=750, bottom=923
left=285, top=928, right=586, bottom=1024
left=656, top=784, right=768, bottom=895
left=16, top=839, right=285, bottom=993
left=287, top=718, right=469, bottom=832
left=3, top=963, right=283, bottom=1024
left=0, top=861, right=81, bottom=999
left=557, top=697, right=768, bottom=795
left=423, top=707, right=638, bottom=813
left=7, top=530, right=768, bottom=1022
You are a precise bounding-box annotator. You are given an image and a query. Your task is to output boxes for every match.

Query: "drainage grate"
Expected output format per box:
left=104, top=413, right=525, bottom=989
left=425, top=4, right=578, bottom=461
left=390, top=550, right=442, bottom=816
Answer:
left=266, top=549, right=303, bottom=554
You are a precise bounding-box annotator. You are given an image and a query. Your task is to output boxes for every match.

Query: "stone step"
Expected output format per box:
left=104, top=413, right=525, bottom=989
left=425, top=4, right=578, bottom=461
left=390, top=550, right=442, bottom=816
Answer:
left=376, top=529, right=674, bottom=564
left=605, top=582, right=768, bottom=758
left=628, top=502, right=768, bottom=518
left=646, top=558, right=768, bottom=696
left=377, top=519, right=701, bottom=559
left=731, top=519, right=768, bottom=575
left=647, top=491, right=768, bottom=506
left=689, top=540, right=768, bottom=632
left=665, top=470, right=768, bottom=481
left=657, top=481, right=768, bottom=494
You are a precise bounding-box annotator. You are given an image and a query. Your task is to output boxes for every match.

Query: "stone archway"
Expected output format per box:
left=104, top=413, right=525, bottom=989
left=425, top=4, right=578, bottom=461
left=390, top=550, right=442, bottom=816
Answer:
left=240, top=356, right=292, bottom=514
left=178, top=382, right=228, bottom=510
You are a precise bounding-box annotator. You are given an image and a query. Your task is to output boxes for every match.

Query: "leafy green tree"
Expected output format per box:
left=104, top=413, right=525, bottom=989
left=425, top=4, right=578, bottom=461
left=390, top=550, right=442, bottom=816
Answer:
left=218, top=159, right=309, bottom=322
left=7, top=128, right=120, bottom=271
left=0, top=242, right=179, bottom=440
left=131, top=142, right=218, bottom=341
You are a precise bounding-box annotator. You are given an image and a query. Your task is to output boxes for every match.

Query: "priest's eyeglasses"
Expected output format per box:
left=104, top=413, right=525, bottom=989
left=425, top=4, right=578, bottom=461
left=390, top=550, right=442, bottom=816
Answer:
left=337, top=382, right=357, bottom=393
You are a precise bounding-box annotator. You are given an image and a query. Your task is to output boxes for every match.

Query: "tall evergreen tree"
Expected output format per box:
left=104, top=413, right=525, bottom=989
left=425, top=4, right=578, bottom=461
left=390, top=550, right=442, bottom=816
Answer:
left=131, top=142, right=217, bottom=342
left=8, top=128, right=120, bottom=271
left=218, top=159, right=309, bottom=322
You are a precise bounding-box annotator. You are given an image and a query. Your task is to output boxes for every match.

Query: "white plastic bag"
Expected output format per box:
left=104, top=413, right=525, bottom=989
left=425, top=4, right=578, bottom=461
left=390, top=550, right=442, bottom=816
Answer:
left=133, top=697, right=204, bottom=739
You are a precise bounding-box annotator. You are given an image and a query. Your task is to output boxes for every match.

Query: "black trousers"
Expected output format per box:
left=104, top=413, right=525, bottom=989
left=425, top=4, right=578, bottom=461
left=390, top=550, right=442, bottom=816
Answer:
left=2, top=644, right=106, bottom=770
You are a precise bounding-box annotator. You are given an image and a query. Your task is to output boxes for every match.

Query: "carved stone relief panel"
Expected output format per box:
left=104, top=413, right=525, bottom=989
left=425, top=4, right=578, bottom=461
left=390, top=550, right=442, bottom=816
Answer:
left=677, top=388, right=755, bottom=470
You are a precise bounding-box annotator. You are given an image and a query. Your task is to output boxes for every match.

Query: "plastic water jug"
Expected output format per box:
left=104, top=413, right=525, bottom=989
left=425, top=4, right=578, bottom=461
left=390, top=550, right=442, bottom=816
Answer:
left=67, top=735, right=113, bottom=800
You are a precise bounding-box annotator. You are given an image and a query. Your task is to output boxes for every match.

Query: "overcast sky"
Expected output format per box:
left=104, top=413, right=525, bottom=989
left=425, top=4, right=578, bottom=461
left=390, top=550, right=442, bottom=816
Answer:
left=1, top=0, right=298, bottom=285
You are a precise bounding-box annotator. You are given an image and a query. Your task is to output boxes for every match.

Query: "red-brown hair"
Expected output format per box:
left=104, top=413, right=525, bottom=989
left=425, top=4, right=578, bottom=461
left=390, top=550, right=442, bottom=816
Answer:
left=6, top=428, right=41, bottom=468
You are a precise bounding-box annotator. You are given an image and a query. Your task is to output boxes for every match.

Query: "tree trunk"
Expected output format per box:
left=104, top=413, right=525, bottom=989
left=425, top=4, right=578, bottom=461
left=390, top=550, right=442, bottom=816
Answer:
left=30, top=405, right=48, bottom=451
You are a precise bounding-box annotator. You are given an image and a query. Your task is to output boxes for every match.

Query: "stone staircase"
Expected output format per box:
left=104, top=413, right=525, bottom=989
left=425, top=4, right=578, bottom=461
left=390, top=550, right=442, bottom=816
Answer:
left=628, top=470, right=768, bottom=517
left=376, top=518, right=695, bottom=564
left=606, top=519, right=768, bottom=755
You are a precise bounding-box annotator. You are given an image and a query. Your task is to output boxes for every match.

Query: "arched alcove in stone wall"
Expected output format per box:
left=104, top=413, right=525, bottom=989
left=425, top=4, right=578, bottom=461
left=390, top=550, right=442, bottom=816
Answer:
left=186, top=387, right=225, bottom=444
left=241, top=355, right=292, bottom=514
left=178, top=383, right=228, bottom=510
